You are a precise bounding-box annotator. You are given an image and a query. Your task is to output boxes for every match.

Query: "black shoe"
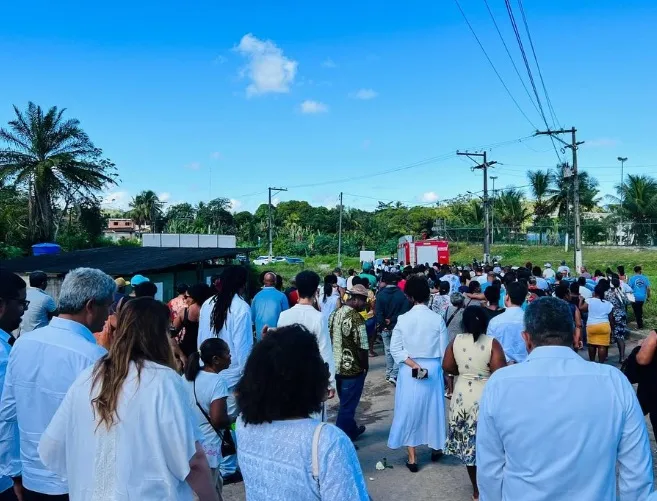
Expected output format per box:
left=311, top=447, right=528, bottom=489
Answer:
left=406, top=461, right=419, bottom=473
left=431, top=450, right=444, bottom=462
left=354, top=425, right=366, bottom=440
left=223, top=471, right=243, bottom=485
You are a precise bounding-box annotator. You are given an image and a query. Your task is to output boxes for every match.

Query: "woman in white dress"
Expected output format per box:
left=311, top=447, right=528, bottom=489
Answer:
left=39, top=297, right=219, bottom=501
left=184, top=338, right=233, bottom=499
left=235, top=324, right=370, bottom=501
left=388, top=276, right=450, bottom=472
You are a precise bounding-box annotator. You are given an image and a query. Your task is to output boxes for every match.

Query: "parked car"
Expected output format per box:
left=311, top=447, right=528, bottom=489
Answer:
left=285, top=257, right=304, bottom=264
left=253, top=256, right=272, bottom=266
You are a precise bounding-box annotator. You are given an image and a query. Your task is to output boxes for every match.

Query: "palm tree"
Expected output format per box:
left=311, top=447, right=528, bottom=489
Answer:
left=527, top=169, right=555, bottom=221
left=130, top=190, right=163, bottom=231
left=0, top=102, right=116, bottom=242
left=611, top=174, right=657, bottom=244
left=493, top=189, right=530, bottom=229
left=549, top=164, right=600, bottom=218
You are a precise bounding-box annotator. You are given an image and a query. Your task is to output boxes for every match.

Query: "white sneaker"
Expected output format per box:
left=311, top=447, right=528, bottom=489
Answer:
left=388, top=378, right=397, bottom=386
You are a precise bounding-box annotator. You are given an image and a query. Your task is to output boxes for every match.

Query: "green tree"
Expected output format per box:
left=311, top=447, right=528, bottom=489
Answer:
left=549, top=164, right=600, bottom=218
left=130, top=190, right=163, bottom=230
left=527, top=169, right=555, bottom=221
left=612, top=174, right=657, bottom=244
left=0, top=102, right=117, bottom=242
left=493, top=189, right=530, bottom=228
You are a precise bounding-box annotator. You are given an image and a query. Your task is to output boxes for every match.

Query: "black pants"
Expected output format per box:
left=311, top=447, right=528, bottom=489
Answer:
left=0, top=487, right=17, bottom=501
left=632, top=301, right=645, bottom=329
left=23, top=489, right=69, bottom=501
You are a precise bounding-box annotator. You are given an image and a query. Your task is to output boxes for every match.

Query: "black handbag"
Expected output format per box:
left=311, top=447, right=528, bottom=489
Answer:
left=193, top=380, right=237, bottom=457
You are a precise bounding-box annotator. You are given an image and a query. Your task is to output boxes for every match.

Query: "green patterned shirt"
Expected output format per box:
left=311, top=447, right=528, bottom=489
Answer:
left=328, top=305, right=369, bottom=376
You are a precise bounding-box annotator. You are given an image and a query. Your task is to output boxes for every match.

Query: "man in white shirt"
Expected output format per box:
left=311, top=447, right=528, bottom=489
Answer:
left=277, top=271, right=336, bottom=420
left=0, top=268, right=114, bottom=500
left=542, top=263, right=555, bottom=280
left=578, top=276, right=593, bottom=300
left=558, top=260, right=571, bottom=277
left=0, top=271, right=28, bottom=501
left=21, top=272, right=57, bottom=334
left=477, top=297, right=653, bottom=501
left=486, top=282, right=528, bottom=363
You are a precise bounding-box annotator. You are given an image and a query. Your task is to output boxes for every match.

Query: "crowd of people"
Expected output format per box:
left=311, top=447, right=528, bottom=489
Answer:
left=0, top=255, right=654, bottom=500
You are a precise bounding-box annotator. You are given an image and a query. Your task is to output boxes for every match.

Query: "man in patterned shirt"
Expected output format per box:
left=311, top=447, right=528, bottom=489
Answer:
left=329, top=284, right=370, bottom=441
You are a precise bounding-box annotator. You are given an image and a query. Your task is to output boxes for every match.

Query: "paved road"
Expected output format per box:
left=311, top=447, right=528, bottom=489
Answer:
left=223, top=334, right=656, bottom=500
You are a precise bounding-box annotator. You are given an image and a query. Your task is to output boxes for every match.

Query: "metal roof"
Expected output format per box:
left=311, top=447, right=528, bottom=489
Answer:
left=0, top=246, right=251, bottom=275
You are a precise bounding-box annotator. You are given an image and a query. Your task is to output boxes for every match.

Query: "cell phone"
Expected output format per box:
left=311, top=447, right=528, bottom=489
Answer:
left=412, top=368, right=429, bottom=379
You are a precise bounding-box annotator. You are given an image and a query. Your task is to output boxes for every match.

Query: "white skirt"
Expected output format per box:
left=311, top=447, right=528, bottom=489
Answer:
left=387, top=358, right=446, bottom=450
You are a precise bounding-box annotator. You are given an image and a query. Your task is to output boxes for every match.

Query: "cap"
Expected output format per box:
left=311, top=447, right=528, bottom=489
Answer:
left=544, top=263, right=552, bottom=268
left=347, top=284, right=370, bottom=298
left=130, top=274, right=149, bottom=286
left=115, top=277, right=130, bottom=287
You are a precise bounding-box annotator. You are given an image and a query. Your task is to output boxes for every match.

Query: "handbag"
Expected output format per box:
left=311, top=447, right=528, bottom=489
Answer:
left=193, top=380, right=237, bottom=457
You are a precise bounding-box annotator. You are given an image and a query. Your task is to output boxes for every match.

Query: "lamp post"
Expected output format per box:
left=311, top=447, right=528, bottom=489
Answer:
left=617, top=156, right=628, bottom=244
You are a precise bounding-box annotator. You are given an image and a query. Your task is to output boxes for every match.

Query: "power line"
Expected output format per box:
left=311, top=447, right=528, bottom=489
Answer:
left=516, top=0, right=560, bottom=127
left=503, top=0, right=563, bottom=162
left=452, top=0, right=538, bottom=129
left=482, top=0, right=541, bottom=116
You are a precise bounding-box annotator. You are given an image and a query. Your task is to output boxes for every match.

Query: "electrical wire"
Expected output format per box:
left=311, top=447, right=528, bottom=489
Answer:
left=452, top=0, right=538, bottom=129
left=483, top=0, right=541, bottom=117
left=517, top=0, right=560, bottom=127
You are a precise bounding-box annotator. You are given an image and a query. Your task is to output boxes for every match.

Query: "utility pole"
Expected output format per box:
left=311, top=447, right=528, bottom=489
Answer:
left=337, top=192, right=343, bottom=267
left=490, top=176, right=498, bottom=245
left=535, top=128, right=585, bottom=271
left=618, top=156, right=628, bottom=244
left=457, top=151, right=498, bottom=263
left=268, top=187, right=288, bottom=260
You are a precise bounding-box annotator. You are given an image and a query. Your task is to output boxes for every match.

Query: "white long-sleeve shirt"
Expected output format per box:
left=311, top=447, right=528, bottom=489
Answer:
left=0, top=318, right=106, bottom=495
left=277, top=304, right=336, bottom=390
left=197, top=294, right=253, bottom=398
left=0, top=330, right=15, bottom=495
left=390, top=305, right=449, bottom=364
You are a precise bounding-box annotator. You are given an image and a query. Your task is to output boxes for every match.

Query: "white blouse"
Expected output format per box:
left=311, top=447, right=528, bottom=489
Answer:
left=39, top=361, right=200, bottom=501
left=390, top=305, right=449, bottom=364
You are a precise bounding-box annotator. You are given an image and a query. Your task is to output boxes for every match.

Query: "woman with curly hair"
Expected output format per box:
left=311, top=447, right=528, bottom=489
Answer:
left=39, top=297, right=219, bottom=500
left=442, top=306, right=506, bottom=501
left=235, top=324, right=369, bottom=501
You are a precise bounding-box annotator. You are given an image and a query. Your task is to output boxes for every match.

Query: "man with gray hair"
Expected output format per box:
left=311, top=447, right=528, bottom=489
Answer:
left=0, top=268, right=115, bottom=500
left=476, top=297, right=653, bottom=501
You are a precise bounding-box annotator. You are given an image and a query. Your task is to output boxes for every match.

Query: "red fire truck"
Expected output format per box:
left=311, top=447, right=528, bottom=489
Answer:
left=397, top=236, right=450, bottom=266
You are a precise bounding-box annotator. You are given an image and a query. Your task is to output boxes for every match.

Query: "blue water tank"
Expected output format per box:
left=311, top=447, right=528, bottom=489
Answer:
left=32, top=243, right=61, bottom=256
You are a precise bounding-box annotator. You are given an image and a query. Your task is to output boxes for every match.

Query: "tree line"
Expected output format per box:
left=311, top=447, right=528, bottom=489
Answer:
left=2, top=102, right=657, bottom=258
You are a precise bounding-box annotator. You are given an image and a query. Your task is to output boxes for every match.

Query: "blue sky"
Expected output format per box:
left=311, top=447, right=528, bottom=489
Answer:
left=1, top=0, right=656, bottom=213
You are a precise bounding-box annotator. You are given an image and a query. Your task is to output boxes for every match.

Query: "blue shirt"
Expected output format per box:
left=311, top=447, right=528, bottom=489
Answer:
left=251, top=287, right=289, bottom=341
left=0, top=317, right=106, bottom=495
left=629, top=274, right=651, bottom=301
left=534, top=276, right=550, bottom=290
left=485, top=306, right=527, bottom=363
left=0, top=330, right=15, bottom=494
left=477, top=346, right=653, bottom=501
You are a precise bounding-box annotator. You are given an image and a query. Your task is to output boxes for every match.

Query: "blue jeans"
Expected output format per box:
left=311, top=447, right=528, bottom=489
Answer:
left=335, top=373, right=366, bottom=440
left=381, top=330, right=399, bottom=380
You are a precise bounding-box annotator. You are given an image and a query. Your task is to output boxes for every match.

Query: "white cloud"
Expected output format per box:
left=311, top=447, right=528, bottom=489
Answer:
left=210, top=152, right=222, bottom=160
left=101, top=191, right=131, bottom=210
left=229, top=199, right=242, bottom=212
left=350, top=88, right=378, bottom=100
left=322, top=58, right=337, bottom=68
left=300, top=100, right=328, bottom=114
left=185, top=162, right=201, bottom=170
left=421, top=191, right=439, bottom=203
left=584, top=138, right=620, bottom=148
left=158, top=192, right=171, bottom=203
left=235, top=33, right=298, bottom=97
left=272, top=197, right=280, bottom=207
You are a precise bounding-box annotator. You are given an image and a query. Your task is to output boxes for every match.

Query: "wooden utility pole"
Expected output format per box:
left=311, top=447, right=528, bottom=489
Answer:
left=337, top=192, right=343, bottom=267
left=457, top=151, right=498, bottom=263
left=268, top=187, right=288, bottom=259
left=535, top=128, right=585, bottom=271
left=490, top=175, right=498, bottom=245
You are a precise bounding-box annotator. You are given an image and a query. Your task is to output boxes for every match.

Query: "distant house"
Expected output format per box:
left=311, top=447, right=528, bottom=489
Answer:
left=104, top=218, right=136, bottom=241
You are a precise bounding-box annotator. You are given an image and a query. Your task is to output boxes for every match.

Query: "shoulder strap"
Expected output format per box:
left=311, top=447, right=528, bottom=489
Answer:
left=193, top=379, right=229, bottom=445
left=445, top=305, right=463, bottom=327
left=312, top=422, right=327, bottom=482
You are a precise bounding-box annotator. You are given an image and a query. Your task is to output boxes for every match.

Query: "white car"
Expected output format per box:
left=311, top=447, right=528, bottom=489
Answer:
left=253, top=256, right=286, bottom=266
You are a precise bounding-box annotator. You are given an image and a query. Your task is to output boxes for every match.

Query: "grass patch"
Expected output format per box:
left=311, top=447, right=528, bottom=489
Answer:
left=263, top=245, right=657, bottom=328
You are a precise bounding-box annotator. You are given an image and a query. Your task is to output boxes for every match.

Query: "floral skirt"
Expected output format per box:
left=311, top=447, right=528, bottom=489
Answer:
left=444, top=403, right=479, bottom=466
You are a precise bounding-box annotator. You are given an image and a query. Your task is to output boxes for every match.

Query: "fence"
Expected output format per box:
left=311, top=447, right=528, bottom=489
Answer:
left=441, top=222, right=657, bottom=247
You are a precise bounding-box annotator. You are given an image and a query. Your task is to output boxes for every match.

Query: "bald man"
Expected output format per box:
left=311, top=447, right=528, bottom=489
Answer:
left=251, top=272, right=289, bottom=341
